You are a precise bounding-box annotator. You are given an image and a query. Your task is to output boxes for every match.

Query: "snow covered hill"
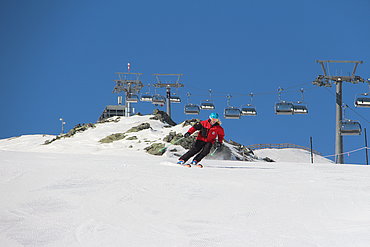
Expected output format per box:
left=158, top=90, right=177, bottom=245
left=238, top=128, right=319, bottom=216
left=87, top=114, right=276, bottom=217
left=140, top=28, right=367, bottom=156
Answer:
left=2, top=114, right=370, bottom=247
left=0, top=114, right=331, bottom=164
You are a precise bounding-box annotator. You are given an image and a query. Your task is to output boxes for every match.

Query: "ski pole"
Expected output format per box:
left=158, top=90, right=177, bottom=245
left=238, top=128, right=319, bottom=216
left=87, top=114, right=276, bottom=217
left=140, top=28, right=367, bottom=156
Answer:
left=210, top=147, right=218, bottom=156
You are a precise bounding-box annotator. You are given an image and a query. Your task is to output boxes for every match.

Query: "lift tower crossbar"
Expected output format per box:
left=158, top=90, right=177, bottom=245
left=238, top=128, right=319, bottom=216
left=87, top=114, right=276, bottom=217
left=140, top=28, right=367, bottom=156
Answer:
left=153, top=74, right=184, bottom=118
left=313, top=60, right=365, bottom=164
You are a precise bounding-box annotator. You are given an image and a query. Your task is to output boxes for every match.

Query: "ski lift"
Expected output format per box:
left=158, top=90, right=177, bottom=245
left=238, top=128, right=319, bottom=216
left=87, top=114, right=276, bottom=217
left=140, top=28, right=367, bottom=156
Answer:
left=275, top=101, right=294, bottom=115
left=184, top=104, right=200, bottom=115
left=126, top=93, right=139, bottom=103
left=184, top=92, right=200, bottom=115
left=224, top=95, right=241, bottom=119
left=275, top=88, right=294, bottom=115
left=340, top=105, right=361, bottom=135
left=140, top=94, right=153, bottom=102
left=355, top=96, right=370, bottom=107
left=340, top=120, right=362, bottom=135
left=170, top=95, right=181, bottom=103
left=140, top=84, right=153, bottom=102
left=241, top=107, right=257, bottom=116
left=200, top=89, right=215, bottom=110
left=355, top=82, right=370, bottom=107
left=152, top=94, right=166, bottom=105
left=241, top=93, right=257, bottom=116
left=292, top=89, right=308, bottom=114
left=292, top=104, right=308, bottom=114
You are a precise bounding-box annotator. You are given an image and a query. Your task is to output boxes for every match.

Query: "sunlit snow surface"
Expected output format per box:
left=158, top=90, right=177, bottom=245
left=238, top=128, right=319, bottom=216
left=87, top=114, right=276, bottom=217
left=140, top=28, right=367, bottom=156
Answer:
left=1, top=115, right=369, bottom=247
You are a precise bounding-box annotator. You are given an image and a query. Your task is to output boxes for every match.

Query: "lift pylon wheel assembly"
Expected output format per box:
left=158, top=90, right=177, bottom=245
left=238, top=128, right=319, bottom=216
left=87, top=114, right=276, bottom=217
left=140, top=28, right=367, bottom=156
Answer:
left=153, top=74, right=184, bottom=118
left=313, top=60, right=365, bottom=164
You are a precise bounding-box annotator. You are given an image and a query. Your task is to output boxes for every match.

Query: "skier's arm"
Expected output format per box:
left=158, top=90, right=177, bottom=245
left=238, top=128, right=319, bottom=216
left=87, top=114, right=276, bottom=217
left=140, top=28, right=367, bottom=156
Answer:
left=187, top=122, right=202, bottom=135
left=217, top=128, right=225, bottom=143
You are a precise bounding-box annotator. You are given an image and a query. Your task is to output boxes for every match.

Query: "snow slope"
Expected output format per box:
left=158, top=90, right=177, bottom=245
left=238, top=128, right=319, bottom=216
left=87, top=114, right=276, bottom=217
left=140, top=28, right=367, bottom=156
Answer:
left=1, top=115, right=369, bottom=247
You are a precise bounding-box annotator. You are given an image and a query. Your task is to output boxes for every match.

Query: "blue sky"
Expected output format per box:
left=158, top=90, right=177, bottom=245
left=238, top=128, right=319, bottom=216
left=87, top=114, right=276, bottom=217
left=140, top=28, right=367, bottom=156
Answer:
left=1, top=0, right=370, bottom=164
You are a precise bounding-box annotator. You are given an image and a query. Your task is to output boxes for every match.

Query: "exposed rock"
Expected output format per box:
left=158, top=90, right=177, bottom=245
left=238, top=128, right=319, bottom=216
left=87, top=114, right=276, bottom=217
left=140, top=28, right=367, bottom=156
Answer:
left=182, top=119, right=200, bottom=127
left=126, top=123, right=151, bottom=133
left=163, top=131, right=194, bottom=150
left=150, top=109, right=177, bottom=126
left=97, top=117, right=121, bottom=124
left=99, top=133, right=126, bottom=143
left=126, top=136, right=138, bottom=140
left=144, top=143, right=166, bottom=156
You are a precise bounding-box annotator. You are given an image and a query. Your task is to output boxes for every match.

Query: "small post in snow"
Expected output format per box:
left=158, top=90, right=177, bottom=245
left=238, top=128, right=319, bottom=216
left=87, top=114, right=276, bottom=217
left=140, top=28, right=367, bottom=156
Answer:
left=310, top=136, right=314, bottom=164
left=364, top=128, right=369, bottom=165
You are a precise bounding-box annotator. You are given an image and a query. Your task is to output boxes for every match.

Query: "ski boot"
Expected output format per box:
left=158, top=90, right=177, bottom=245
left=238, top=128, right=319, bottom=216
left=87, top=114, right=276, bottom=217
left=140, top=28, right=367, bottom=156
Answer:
left=191, top=160, right=203, bottom=168
left=177, top=160, right=191, bottom=167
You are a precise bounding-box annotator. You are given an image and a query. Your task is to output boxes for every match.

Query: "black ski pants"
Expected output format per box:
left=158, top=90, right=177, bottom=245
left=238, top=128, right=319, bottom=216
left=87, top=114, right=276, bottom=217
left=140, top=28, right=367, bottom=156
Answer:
left=179, top=140, right=213, bottom=163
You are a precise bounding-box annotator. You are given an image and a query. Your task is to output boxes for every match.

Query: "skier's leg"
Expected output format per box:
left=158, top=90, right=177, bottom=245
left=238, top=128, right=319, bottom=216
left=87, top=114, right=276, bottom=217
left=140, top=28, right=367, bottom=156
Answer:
left=179, top=140, right=205, bottom=162
left=192, top=142, right=213, bottom=163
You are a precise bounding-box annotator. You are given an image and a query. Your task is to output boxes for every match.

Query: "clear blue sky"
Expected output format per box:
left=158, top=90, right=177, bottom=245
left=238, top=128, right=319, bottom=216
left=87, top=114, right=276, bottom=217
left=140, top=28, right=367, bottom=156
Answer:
left=1, top=0, right=370, bottom=164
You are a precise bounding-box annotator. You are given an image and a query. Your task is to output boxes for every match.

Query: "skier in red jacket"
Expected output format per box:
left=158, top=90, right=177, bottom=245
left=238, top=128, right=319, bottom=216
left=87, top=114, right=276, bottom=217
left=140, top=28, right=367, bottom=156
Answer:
left=178, top=112, right=225, bottom=167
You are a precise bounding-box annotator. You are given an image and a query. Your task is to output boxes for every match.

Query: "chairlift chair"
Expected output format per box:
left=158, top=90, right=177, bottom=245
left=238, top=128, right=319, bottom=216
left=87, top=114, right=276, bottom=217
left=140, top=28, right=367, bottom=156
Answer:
left=200, top=89, right=215, bottom=110
left=152, top=94, right=166, bottom=105
left=140, top=94, right=153, bottom=102
left=126, top=94, right=139, bottom=103
left=355, top=82, right=370, bottom=107
left=223, top=94, right=241, bottom=119
left=292, top=104, right=308, bottom=114
left=241, top=93, right=257, bottom=116
left=224, top=107, right=241, bottom=119
left=200, top=101, right=215, bottom=110
left=241, top=105, right=257, bottom=116
left=184, top=104, right=200, bottom=115
left=355, top=96, right=370, bottom=108
left=170, top=95, right=181, bottom=103
left=275, top=102, right=294, bottom=115
left=340, top=120, right=362, bottom=135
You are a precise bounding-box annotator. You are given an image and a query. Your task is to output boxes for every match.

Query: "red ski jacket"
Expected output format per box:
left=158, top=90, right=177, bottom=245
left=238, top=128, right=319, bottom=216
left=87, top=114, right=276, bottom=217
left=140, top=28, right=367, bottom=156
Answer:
left=187, top=119, right=225, bottom=144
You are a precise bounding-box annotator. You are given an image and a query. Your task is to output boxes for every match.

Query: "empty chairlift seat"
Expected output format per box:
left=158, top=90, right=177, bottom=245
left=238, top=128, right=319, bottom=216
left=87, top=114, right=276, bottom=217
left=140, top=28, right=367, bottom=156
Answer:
left=152, top=95, right=166, bottom=105
left=126, top=94, right=139, bottom=103
left=140, top=94, right=153, bottom=102
left=355, top=97, right=370, bottom=107
left=184, top=104, right=200, bottom=115
left=275, top=102, right=294, bottom=115
left=170, top=96, right=181, bottom=103
left=200, top=101, right=215, bottom=110
left=224, top=107, right=241, bottom=119
left=340, top=120, right=362, bottom=135
left=292, top=104, right=308, bottom=114
left=241, top=106, right=257, bottom=116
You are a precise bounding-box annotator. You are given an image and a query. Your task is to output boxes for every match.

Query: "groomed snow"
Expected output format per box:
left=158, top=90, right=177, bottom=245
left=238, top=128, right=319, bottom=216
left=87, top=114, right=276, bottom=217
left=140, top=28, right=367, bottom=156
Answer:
left=1, top=115, right=369, bottom=246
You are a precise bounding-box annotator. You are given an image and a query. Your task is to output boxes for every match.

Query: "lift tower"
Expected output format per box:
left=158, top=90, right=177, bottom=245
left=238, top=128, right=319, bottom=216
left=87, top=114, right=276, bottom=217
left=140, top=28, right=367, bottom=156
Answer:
left=113, top=72, right=143, bottom=117
left=313, top=60, right=365, bottom=164
left=153, top=74, right=184, bottom=118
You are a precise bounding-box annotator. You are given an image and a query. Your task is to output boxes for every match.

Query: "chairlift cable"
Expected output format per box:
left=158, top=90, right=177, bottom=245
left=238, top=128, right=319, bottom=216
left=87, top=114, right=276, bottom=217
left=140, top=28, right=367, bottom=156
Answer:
left=323, top=87, right=370, bottom=124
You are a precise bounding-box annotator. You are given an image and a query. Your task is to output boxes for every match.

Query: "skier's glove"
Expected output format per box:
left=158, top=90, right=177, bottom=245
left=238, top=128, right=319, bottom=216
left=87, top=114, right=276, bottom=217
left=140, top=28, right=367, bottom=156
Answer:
left=184, top=132, right=191, bottom=138
left=216, top=142, right=223, bottom=149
